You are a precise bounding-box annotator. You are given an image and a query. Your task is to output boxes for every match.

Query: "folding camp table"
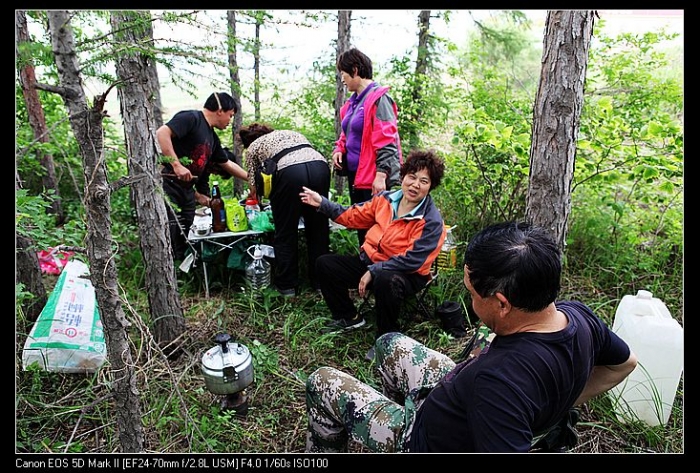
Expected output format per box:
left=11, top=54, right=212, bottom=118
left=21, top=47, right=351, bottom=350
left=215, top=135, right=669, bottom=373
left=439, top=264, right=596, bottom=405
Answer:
left=186, top=212, right=267, bottom=298
left=186, top=211, right=346, bottom=298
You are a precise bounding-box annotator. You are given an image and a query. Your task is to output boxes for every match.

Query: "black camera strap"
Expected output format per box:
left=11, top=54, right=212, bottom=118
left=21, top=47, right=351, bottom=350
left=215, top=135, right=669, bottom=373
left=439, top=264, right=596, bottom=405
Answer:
left=268, top=143, right=313, bottom=167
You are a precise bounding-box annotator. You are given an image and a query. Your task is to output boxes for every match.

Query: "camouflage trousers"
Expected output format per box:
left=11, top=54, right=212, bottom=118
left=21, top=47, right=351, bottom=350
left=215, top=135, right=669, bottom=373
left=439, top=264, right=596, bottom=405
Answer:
left=305, top=332, right=456, bottom=453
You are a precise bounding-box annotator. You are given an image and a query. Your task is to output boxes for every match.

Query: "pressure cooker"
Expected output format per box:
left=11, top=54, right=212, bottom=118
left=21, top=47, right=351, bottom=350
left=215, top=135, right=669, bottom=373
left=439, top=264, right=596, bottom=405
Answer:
left=201, top=333, right=254, bottom=395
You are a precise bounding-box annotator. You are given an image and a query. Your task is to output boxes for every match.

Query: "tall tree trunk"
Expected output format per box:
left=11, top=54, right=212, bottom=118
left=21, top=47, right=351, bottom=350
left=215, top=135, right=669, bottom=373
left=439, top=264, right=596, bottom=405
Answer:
left=110, top=11, right=186, bottom=350
left=253, top=14, right=262, bottom=121
left=142, top=17, right=163, bottom=129
left=526, top=10, right=595, bottom=249
left=47, top=10, right=144, bottom=453
left=16, top=10, right=65, bottom=224
left=406, top=10, right=431, bottom=149
left=333, top=10, right=351, bottom=197
left=16, top=233, right=47, bottom=323
left=227, top=10, right=245, bottom=197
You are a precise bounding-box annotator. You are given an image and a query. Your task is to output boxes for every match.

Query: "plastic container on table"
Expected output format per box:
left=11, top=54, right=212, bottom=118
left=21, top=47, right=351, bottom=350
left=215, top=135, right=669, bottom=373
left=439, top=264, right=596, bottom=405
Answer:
left=244, top=198, right=261, bottom=226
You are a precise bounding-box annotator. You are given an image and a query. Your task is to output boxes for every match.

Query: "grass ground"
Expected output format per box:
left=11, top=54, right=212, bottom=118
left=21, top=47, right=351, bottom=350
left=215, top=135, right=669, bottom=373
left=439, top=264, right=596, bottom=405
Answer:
left=15, top=259, right=684, bottom=454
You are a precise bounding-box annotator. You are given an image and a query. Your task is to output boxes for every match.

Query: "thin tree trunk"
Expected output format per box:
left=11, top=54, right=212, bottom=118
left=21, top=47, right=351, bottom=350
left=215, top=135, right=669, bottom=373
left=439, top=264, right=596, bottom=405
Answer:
left=142, top=18, right=163, bottom=129
left=16, top=10, right=64, bottom=224
left=334, top=10, right=351, bottom=197
left=110, top=10, right=186, bottom=350
left=526, top=10, right=595, bottom=249
left=47, top=10, right=144, bottom=453
left=406, top=10, right=431, bottom=149
left=253, top=15, right=262, bottom=121
left=227, top=10, right=245, bottom=197
left=16, top=233, right=47, bottom=323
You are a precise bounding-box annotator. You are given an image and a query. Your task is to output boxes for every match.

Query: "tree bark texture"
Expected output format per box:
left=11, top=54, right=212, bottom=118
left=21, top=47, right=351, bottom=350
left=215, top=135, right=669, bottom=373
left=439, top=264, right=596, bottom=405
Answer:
left=227, top=10, right=246, bottom=197
left=526, top=10, right=595, bottom=250
left=253, top=18, right=261, bottom=121
left=142, top=19, right=164, bottom=130
left=16, top=233, right=47, bottom=323
left=110, top=11, right=186, bottom=347
left=16, top=10, right=65, bottom=223
left=47, top=10, right=144, bottom=453
left=406, top=10, right=431, bottom=149
left=333, top=10, right=351, bottom=196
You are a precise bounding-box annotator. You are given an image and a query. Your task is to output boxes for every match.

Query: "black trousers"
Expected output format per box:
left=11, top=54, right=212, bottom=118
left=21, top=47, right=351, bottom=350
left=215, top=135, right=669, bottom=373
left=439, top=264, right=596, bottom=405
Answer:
left=162, top=177, right=196, bottom=261
left=316, top=253, right=429, bottom=338
left=270, top=160, right=330, bottom=291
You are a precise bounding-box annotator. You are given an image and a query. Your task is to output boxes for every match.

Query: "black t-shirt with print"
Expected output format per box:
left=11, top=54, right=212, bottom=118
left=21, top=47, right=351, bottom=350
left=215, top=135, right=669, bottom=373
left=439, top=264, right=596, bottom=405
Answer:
left=407, top=300, right=631, bottom=452
left=161, top=110, right=227, bottom=189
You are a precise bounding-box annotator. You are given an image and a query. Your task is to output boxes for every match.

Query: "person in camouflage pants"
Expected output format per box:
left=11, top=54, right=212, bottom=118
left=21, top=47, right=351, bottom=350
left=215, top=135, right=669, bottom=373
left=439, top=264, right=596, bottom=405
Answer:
left=306, top=222, right=637, bottom=452
left=305, top=331, right=489, bottom=452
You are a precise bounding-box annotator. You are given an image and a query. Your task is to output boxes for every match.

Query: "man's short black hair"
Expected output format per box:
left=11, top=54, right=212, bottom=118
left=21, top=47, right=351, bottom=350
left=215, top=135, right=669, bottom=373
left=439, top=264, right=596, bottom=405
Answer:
left=204, top=92, right=239, bottom=114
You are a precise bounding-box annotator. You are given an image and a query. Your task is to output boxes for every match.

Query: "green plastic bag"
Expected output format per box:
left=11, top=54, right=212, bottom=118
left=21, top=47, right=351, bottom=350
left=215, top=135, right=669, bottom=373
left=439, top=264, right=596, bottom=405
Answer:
left=225, top=200, right=248, bottom=232
left=200, top=241, right=219, bottom=263
left=250, top=210, right=275, bottom=232
left=227, top=240, right=255, bottom=270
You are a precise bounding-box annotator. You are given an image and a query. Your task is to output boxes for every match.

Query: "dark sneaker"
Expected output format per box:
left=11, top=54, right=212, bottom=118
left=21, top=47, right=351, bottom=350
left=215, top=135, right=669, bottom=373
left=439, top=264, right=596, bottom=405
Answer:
left=322, top=315, right=366, bottom=334
left=272, top=286, right=296, bottom=297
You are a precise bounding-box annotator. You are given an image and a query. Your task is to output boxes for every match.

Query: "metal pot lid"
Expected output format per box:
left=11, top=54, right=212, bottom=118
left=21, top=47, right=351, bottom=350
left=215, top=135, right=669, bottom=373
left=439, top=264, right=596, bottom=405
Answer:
left=202, top=333, right=252, bottom=373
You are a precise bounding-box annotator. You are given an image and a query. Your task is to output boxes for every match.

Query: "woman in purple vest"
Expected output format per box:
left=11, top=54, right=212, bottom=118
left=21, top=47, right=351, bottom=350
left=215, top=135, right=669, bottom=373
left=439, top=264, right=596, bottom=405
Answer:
left=332, top=48, right=403, bottom=248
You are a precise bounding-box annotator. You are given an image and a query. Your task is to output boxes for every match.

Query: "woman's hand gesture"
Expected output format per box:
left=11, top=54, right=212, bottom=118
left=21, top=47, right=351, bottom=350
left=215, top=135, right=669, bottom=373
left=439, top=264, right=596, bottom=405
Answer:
left=300, top=186, right=322, bottom=208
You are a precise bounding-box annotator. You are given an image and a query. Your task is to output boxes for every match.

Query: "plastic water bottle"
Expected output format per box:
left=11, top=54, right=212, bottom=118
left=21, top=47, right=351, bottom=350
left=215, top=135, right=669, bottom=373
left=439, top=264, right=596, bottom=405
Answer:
left=609, top=290, right=683, bottom=426
left=245, top=245, right=271, bottom=291
left=245, top=198, right=260, bottom=227
left=436, top=225, right=457, bottom=270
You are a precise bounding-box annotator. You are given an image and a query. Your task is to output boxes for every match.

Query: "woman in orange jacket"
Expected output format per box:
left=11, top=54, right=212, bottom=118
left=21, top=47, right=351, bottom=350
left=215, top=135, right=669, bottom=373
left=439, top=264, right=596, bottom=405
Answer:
left=300, top=149, right=446, bottom=341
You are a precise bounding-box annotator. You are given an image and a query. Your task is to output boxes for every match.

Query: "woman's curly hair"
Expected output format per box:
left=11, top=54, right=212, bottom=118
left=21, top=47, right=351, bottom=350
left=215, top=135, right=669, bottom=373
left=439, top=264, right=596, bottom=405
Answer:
left=399, top=149, right=445, bottom=190
left=238, top=122, right=275, bottom=148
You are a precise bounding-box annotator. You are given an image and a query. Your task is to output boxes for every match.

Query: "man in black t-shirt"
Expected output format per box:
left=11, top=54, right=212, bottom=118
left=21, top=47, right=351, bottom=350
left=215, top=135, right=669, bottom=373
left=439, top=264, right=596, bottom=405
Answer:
left=156, top=92, right=248, bottom=260
left=304, top=222, right=639, bottom=453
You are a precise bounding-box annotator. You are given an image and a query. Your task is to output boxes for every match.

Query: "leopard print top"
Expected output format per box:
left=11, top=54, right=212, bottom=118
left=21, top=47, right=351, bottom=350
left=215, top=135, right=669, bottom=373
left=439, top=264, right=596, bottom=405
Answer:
left=245, top=130, right=329, bottom=190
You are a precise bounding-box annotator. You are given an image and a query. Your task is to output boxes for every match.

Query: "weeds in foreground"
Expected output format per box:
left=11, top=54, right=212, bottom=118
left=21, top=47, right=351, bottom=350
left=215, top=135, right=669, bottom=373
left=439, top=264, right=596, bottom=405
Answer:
left=16, top=257, right=683, bottom=454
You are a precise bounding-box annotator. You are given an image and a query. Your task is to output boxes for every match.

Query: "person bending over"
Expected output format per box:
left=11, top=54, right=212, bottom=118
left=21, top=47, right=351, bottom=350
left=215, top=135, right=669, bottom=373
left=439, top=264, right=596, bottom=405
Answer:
left=304, top=221, right=638, bottom=453
left=239, top=123, right=331, bottom=297
left=157, top=92, right=248, bottom=261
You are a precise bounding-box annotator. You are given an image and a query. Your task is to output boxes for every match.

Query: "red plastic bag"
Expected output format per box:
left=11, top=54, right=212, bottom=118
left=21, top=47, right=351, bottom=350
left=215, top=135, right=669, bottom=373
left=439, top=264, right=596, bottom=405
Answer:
left=37, top=248, right=75, bottom=275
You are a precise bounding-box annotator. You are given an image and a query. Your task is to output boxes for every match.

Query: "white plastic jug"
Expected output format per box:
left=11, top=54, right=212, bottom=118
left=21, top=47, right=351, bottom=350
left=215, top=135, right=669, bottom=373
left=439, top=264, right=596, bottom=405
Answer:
left=609, top=290, right=683, bottom=426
